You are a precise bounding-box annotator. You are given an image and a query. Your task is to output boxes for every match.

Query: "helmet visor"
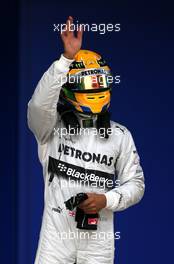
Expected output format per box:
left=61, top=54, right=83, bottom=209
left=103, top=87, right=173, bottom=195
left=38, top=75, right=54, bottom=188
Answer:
left=65, top=71, right=113, bottom=92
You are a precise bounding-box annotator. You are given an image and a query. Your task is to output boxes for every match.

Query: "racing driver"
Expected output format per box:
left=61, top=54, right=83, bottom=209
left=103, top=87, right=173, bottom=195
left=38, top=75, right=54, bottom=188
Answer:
left=27, top=16, right=145, bottom=264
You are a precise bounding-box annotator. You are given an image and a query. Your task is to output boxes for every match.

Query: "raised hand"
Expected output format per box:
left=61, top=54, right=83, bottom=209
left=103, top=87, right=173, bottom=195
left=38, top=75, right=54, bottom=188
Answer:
left=61, top=16, right=83, bottom=59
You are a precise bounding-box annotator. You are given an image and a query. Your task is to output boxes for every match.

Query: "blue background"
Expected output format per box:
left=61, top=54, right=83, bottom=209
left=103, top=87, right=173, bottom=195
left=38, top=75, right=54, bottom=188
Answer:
left=1, top=0, right=174, bottom=263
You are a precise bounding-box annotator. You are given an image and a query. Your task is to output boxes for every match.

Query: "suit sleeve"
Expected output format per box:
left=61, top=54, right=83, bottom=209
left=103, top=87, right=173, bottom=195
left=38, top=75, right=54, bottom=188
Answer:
left=104, top=129, right=145, bottom=211
left=27, top=54, right=74, bottom=145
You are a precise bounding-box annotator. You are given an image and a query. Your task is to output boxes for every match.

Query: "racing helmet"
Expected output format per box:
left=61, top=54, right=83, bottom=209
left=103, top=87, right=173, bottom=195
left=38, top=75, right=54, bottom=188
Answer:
left=61, top=50, right=112, bottom=114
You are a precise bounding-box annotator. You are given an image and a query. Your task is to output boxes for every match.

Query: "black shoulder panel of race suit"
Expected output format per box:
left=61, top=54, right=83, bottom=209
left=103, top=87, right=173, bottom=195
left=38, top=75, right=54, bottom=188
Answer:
left=57, top=102, right=81, bottom=134
left=97, top=111, right=111, bottom=138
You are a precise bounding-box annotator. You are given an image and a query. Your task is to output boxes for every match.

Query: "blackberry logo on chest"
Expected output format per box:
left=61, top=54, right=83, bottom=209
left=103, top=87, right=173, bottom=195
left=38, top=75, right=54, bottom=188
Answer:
left=58, top=143, right=114, bottom=167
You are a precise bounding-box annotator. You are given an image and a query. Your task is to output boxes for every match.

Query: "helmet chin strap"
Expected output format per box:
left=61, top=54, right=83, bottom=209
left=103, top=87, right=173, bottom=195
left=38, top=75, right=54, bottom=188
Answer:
left=76, top=111, right=97, bottom=128
left=78, top=112, right=95, bottom=119
left=57, top=101, right=111, bottom=138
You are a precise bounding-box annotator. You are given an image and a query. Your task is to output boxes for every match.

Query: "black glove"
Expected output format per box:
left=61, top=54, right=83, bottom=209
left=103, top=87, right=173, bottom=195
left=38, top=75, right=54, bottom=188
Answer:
left=65, top=193, right=99, bottom=230
left=75, top=207, right=98, bottom=230
left=65, top=193, right=88, bottom=210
